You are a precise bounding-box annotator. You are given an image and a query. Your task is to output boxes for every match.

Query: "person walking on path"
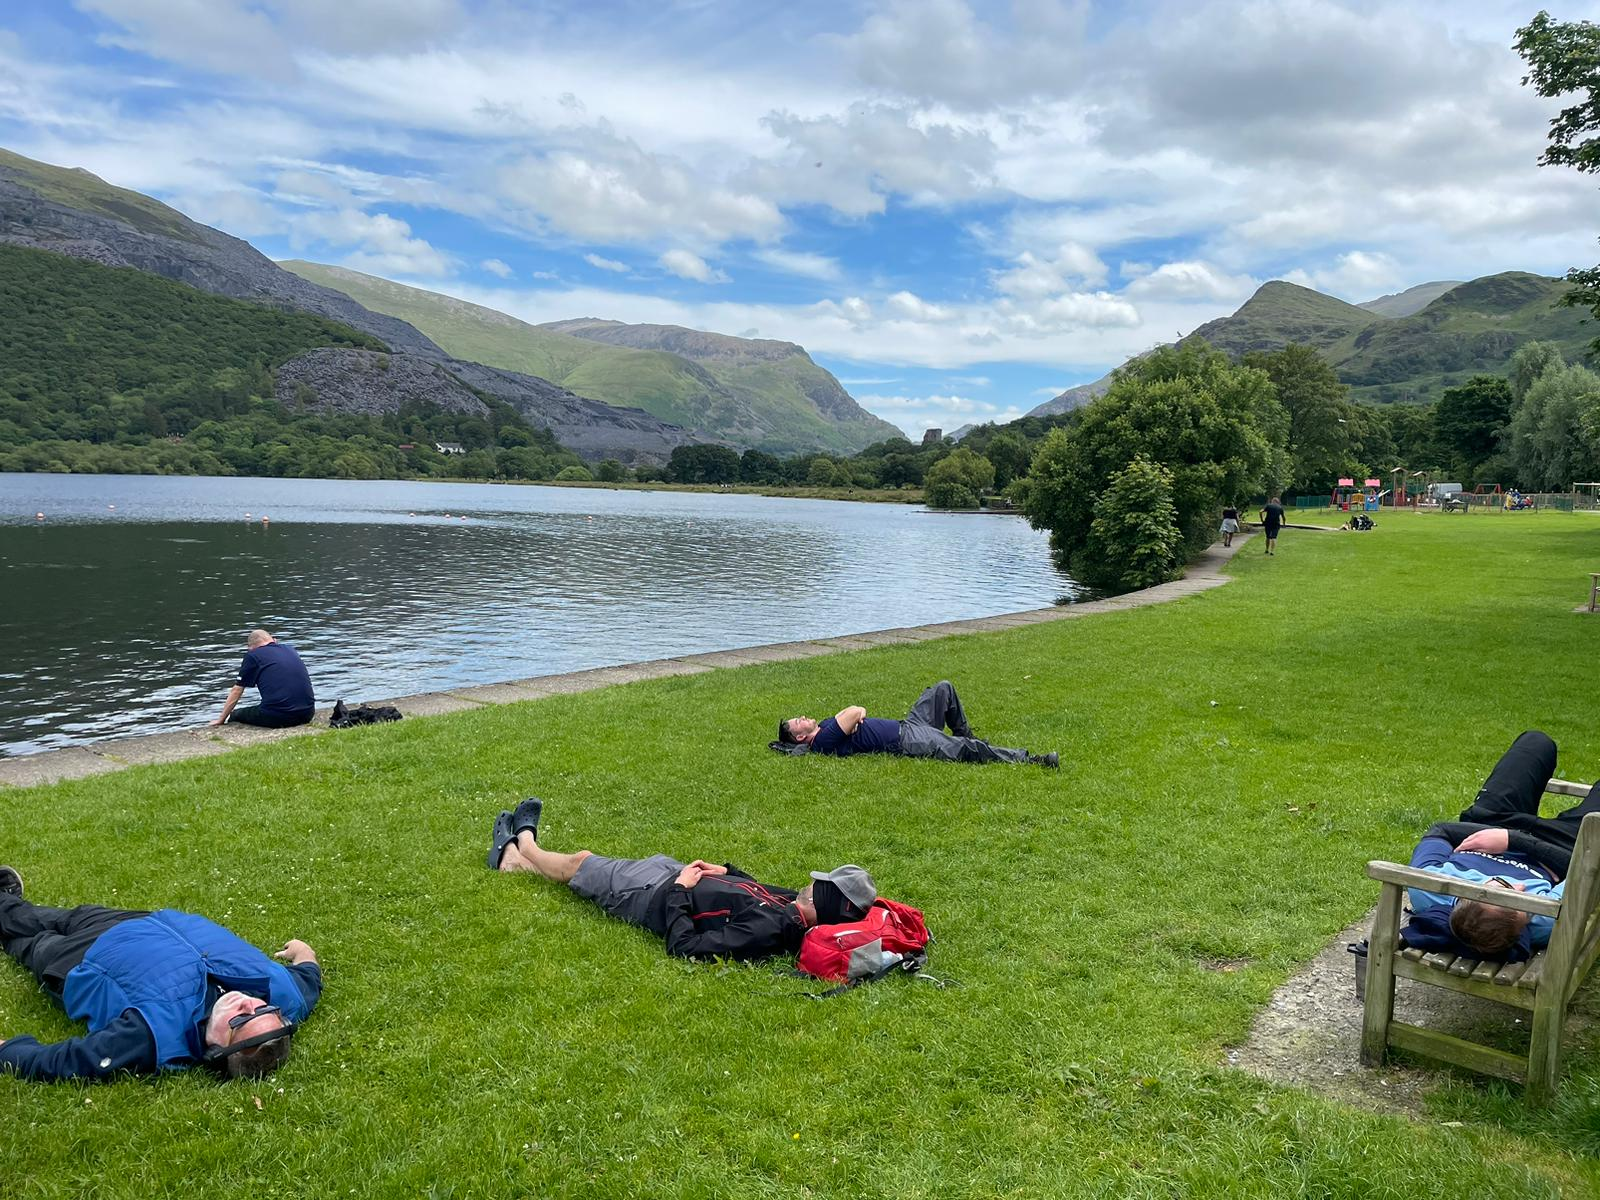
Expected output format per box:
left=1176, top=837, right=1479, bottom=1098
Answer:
left=486, top=799, right=874, bottom=961
left=775, top=680, right=1057, bottom=767
left=0, top=868, right=321, bottom=1081
left=1399, top=730, right=1600, bottom=960
left=1259, top=497, right=1285, bottom=555
left=1220, top=505, right=1241, bottom=548
left=211, top=628, right=315, bottom=728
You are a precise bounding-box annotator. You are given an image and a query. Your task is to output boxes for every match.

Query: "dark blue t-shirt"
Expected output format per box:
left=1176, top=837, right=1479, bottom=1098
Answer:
left=237, top=642, right=315, bottom=715
left=811, top=716, right=902, bottom=757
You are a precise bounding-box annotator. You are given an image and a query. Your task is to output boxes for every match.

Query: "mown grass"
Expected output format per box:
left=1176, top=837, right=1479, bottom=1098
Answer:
left=4, top=511, right=1600, bottom=1197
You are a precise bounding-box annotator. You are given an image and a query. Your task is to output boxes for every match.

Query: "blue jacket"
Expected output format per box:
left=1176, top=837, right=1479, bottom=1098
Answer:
left=61, top=910, right=314, bottom=1070
left=1403, top=827, right=1563, bottom=962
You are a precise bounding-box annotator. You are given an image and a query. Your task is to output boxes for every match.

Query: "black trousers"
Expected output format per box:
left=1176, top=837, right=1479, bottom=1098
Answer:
left=1460, top=731, right=1600, bottom=853
left=897, top=681, right=1031, bottom=765
left=0, top=895, right=145, bottom=1002
left=229, top=706, right=312, bottom=728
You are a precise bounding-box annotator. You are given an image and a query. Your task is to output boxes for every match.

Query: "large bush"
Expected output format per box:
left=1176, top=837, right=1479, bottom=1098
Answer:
left=1018, top=340, right=1288, bottom=587
left=1082, top=456, right=1183, bottom=591
left=924, top=447, right=995, bottom=508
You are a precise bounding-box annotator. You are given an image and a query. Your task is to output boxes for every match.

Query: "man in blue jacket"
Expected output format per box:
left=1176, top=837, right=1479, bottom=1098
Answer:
left=776, top=680, right=1057, bottom=768
left=0, top=867, right=321, bottom=1082
left=1404, top=731, right=1600, bottom=960
left=210, top=628, right=316, bottom=729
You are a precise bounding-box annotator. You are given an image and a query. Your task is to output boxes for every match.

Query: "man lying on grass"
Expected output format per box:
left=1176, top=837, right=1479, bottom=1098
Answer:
left=1403, top=730, right=1600, bottom=961
left=0, top=867, right=321, bottom=1082
left=487, top=799, right=874, bottom=959
left=775, top=679, right=1058, bottom=768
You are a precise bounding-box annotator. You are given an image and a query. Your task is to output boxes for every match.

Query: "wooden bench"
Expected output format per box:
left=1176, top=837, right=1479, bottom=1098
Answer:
left=1588, top=572, right=1600, bottom=612
left=1360, top=781, right=1600, bottom=1104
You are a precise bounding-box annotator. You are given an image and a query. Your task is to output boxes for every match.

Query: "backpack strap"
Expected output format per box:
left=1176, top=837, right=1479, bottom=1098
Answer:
left=801, top=948, right=929, bottom=1000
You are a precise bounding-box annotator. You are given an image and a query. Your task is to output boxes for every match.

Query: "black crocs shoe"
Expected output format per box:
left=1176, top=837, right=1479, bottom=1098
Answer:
left=487, top=811, right=515, bottom=870
left=0, top=865, right=22, bottom=898
left=1029, top=752, right=1060, bottom=770
left=511, top=797, right=542, bottom=841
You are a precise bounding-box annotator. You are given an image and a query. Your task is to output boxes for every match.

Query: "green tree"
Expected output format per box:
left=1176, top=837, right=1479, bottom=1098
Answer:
left=594, top=459, right=625, bottom=482
left=1517, top=12, right=1600, bottom=353
left=1082, top=455, right=1184, bottom=590
left=1244, top=343, right=1352, bottom=495
left=923, top=447, right=995, bottom=508
left=985, top=432, right=1031, bottom=489
left=1511, top=360, right=1600, bottom=489
left=554, top=465, right=594, bottom=482
left=806, top=457, right=837, bottom=487
left=1434, top=375, right=1512, bottom=482
left=1018, top=340, right=1289, bottom=577
left=738, top=449, right=783, bottom=484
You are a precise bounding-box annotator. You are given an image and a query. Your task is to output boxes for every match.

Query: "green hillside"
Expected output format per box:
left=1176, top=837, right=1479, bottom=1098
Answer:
left=1180, top=272, right=1594, bottom=404
left=281, top=261, right=899, bottom=454
left=0, top=243, right=576, bottom=480
left=0, top=147, right=203, bottom=244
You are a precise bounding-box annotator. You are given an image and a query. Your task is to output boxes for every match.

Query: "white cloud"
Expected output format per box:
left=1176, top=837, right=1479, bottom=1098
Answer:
left=1282, top=250, right=1401, bottom=298
left=583, top=253, right=629, bottom=273
left=753, top=248, right=842, bottom=280
left=658, top=249, right=729, bottom=284
left=480, top=257, right=512, bottom=278
left=290, top=208, right=452, bottom=277
left=886, top=290, right=954, bottom=321
left=994, top=244, right=1108, bottom=297
left=1124, top=261, right=1258, bottom=303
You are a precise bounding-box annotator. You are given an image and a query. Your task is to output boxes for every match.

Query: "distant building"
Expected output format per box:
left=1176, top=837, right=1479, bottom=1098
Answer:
left=397, top=443, right=416, bottom=451
left=921, top=428, right=943, bottom=447
left=434, top=441, right=466, bottom=455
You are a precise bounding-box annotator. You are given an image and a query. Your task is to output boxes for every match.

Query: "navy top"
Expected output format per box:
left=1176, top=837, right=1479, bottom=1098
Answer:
left=0, top=962, right=322, bottom=1082
left=1262, top=502, right=1285, bottom=528
left=811, top=716, right=902, bottom=757
left=238, top=642, right=315, bottom=715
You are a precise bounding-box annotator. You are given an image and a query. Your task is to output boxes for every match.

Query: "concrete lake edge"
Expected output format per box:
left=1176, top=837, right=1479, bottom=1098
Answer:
left=0, top=536, right=1252, bottom=789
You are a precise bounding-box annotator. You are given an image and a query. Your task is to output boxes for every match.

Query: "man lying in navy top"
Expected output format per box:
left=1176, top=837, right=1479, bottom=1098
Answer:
left=776, top=680, right=1057, bottom=768
left=0, top=867, right=321, bottom=1082
left=211, top=627, right=316, bottom=729
left=1402, top=730, right=1600, bottom=961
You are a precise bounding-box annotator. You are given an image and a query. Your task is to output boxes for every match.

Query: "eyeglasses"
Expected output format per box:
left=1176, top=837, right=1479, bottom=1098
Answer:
left=226, top=1004, right=281, bottom=1032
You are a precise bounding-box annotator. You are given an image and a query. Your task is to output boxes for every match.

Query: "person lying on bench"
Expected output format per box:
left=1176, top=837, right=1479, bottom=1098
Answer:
left=1404, top=730, right=1600, bottom=961
left=0, top=867, right=321, bottom=1082
left=774, top=680, right=1057, bottom=768
left=486, top=800, right=874, bottom=961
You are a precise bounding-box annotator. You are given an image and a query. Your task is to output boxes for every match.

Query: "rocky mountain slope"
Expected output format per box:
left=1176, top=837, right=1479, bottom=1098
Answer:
left=0, top=148, right=695, bottom=462
left=1027, top=271, right=1593, bottom=416
left=282, top=261, right=900, bottom=454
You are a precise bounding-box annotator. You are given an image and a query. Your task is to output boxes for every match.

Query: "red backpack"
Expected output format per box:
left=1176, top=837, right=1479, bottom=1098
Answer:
left=797, top=898, right=930, bottom=988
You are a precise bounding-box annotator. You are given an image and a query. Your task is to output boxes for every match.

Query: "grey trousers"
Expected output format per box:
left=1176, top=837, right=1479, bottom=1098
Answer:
left=897, top=681, right=1030, bottom=765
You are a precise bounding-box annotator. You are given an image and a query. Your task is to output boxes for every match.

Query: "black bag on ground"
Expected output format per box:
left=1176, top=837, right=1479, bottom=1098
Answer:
left=330, top=700, right=402, bottom=728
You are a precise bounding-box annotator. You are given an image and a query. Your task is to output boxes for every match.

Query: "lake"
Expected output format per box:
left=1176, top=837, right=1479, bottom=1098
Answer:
left=0, top=474, right=1080, bottom=756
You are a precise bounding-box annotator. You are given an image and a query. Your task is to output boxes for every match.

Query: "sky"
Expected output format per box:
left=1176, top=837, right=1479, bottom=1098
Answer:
left=2, top=0, right=1598, bottom=439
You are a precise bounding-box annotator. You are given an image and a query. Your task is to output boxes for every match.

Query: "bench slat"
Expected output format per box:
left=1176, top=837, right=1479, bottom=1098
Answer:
left=1449, top=955, right=1478, bottom=976
left=1422, top=951, right=1457, bottom=972
left=1471, top=960, right=1500, bottom=984
left=1393, top=955, right=1538, bottom=1009
left=1494, top=959, right=1530, bottom=985
left=1547, top=778, right=1590, bottom=798
left=1518, top=952, right=1549, bottom=990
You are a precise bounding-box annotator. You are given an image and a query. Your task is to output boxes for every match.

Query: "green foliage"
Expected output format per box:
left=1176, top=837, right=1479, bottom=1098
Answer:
left=553, top=465, right=594, bottom=482
left=983, top=431, right=1031, bottom=488
left=1434, top=374, right=1512, bottom=481
left=1517, top=12, right=1600, bottom=354
left=1019, top=341, right=1289, bottom=583
left=1081, top=455, right=1184, bottom=589
left=0, top=244, right=581, bottom=482
left=594, top=459, right=626, bottom=482
left=1505, top=346, right=1600, bottom=490
left=1244, top=344, right=1356, bottom=494
left=923, top=446, right=995, bottom=508
left=667, top=443, right=741, bottom=485
left=737, top=449, right=784, bottom=484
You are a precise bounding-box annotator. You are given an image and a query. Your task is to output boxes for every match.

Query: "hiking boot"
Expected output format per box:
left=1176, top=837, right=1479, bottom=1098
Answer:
left=487, top=811, right=516, bottom=870
left=511, top=797, right=542, bottom=841
left=1028, top=752, right=1059, bottom=770
left=0, top=865, right=22, bottom=898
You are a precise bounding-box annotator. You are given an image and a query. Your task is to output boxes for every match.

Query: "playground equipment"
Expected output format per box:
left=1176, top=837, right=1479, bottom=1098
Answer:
left=1332, top=477, right=1358, bottom=510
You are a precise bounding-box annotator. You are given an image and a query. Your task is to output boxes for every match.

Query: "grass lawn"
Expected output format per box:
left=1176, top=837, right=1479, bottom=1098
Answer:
left=4, top=510, right=1600, bottom=1198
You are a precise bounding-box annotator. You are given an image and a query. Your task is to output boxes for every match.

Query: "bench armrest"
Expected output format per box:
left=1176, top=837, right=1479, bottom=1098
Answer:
left=1548, top=778, right=1590, bottom=799
left=1366, top=860, right=1564, bottom=917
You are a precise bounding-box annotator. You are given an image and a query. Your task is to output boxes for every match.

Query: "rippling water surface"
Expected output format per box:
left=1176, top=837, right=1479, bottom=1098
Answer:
left=0, top=473, right=1079, bottom=755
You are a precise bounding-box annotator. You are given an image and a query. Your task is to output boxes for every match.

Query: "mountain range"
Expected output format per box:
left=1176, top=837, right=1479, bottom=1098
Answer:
left=280, top=262, right=899, bottom=455
left=1025, top=272, right=1593, bottom=421
left=0, top=147, right=888, bottom=462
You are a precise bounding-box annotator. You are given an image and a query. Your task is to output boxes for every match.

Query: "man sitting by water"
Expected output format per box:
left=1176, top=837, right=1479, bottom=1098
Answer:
left=486, top=800, right=873, bottom=960
left=1401, top=730, right=1600, bottom=960
left=775, top=680, right=1057, bottom=768
left=0, top=867, right=321, bottom=1081
left=210, top=628, right=315, bottom=728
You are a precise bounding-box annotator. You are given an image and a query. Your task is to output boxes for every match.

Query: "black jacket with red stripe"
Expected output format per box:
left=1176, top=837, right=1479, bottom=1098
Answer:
left=647, top=865, right=805, bottom=960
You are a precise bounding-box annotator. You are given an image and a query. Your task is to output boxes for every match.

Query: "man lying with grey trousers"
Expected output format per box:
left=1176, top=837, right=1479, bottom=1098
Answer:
left=775, top=680, right=1058, bottom=768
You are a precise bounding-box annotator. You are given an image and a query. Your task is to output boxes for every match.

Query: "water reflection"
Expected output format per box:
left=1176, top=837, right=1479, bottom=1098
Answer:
left=0, top=474, right=1078, bottom=755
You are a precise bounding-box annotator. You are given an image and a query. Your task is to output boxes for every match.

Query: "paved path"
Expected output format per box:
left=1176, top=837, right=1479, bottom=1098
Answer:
left=0, top=535, right=1254, bottom=789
